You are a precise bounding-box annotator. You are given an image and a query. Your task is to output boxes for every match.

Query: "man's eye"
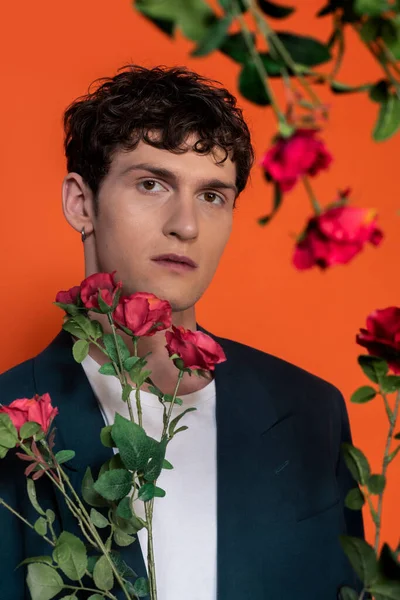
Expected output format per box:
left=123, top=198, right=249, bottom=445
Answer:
left=202, top=192, right=225, bottom=205
left=139, top=179, right=161, bottom=191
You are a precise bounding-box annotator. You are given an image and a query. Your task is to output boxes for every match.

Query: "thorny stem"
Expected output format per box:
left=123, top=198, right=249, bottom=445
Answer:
left=107, top=314, right=135, bottom=422
left=374, top=390, right=400, bottom=553
left=0, top=497, right=55, bottom=547
left=246, top=0, right=323, bottom=107
left=231, top=0, right=286, bottom=122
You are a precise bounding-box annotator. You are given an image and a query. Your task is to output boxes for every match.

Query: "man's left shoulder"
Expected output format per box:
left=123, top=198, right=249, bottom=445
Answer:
left=215, top=332, right=345, bottom=415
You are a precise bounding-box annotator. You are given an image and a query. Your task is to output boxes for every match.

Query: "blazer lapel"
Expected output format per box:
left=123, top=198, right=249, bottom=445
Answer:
left=197, top=324, right=295, bottom=599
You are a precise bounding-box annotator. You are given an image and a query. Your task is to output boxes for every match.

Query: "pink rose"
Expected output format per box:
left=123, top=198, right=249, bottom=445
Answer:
left=165, top=325, right=226, bottom=371
left=114, top=292, right=172, bottom=337
left=356, top=308, right=400, bottom=374
left=80, top=271, right=122, bottom=311
left=260, top=128, right=332, bottom=192
left=55, top=285, right=80, bottom=305
left=0, top=393, right=58, bottom=434
left=293, top=205, right=383, bottom=270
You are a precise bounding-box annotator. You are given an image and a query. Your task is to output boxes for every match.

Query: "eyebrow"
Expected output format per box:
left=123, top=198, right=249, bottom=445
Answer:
left=119, top=162, right=238, bottom=197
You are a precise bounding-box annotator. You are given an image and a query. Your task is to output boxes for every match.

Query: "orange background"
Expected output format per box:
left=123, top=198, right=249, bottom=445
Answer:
left=1, top=0, right=400, bottom=550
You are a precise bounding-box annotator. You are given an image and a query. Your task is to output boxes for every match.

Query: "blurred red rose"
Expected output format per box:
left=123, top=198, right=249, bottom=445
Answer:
left=0, top=393, right=58, bottom=434
left=114, top=292, right=172, bottom=337
left=356, top=307, right=400, bottom=374
left=55, top=285, right=80, bottom=305
left=260, top=128, right=332, bottom=192
left=165, top=325, right=226, bottom=371
left=293, top=205, right=383, bottom=270
left=80, top=271, right=122, bottom=311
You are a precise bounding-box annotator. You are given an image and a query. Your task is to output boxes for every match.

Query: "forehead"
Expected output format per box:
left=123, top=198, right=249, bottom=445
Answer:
left=110, top=132, right=237, bottom=183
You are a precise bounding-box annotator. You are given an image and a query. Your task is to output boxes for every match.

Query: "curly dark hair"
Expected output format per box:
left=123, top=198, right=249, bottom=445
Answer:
left=63, top=64, right=255, bottom=213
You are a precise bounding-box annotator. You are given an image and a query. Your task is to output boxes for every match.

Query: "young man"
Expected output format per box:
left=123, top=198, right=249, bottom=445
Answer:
left=0, top=64, right=363, bottom=600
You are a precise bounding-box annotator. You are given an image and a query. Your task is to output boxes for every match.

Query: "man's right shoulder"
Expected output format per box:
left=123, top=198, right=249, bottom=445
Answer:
left=0, top=358, right=36, bottom=405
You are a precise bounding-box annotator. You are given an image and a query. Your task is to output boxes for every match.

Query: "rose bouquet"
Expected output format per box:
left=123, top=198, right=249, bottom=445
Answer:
left=0, top=271, right=225, bottom=600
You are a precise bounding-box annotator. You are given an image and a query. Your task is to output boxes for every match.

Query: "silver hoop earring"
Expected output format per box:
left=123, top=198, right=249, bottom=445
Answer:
left=81, top=227, right=87, bottom=243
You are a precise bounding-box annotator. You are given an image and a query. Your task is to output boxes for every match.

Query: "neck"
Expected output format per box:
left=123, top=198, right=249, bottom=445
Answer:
left=86, top=309, right=213, bottom=396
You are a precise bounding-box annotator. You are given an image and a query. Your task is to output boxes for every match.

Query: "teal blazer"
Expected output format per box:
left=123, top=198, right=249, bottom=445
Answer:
left=0, top=327, right=363, bottom=599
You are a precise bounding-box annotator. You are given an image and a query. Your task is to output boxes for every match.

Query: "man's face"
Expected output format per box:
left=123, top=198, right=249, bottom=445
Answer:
left=91, top=134, right=237, bottom=311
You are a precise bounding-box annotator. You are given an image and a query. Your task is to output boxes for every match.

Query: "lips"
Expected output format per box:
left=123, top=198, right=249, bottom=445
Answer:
left=151, top=254, right=198, bottom=268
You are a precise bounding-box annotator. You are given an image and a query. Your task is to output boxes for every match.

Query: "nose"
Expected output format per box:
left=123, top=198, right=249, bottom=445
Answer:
left=162, top=193, right=199, bottom=242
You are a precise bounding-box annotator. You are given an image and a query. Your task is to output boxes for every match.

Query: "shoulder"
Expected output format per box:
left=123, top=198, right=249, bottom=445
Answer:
left=215, top=332, right=344, bottom=417
left=0, top=357, right=36, bottom=405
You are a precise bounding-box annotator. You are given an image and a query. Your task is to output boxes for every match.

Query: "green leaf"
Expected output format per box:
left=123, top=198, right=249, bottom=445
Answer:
left=110, top=552, right=137, bottom=579
left=72, top=339, right=89, bottom=363
left=138, top=482, right=156, bottom=502
left=46, top=510, right=55, bottom=525
left=81, top=467, right=109, bottom=508
left=27, top=478, right=46, bottom=516
left=133, top=577, right=150, bottom=597
left=369, top=80, right=390, bottom=103
left=144, top=437, right=168, bottom=482
left=218, top=0, right=247, bottom=12
left=191, top=15, right=232, bottom=57
left=338, top=587, right=359, bottom=600
left=360, top=17, right=381, bottom=42
left=89, top=319, right=103, bottom=340
left=388, top=445, right=400, bottom=463
left=0, top=413, right=18, bottom=448
left=93, top=555, right=114, bottom=591
left=162, top=458, right=174, bottom=470
left=0, top=444, right=9, bottom=458
left=53, top=531, right=87, bottom=581
left=220, top=32, right=255, bottom=63
left=168, top=407, right=196, bottom=438
left=339, top=535, right=379, bottom=586
left=154, top=486, right=166, bottom=497
left=87, top=595, right=105, bottom=600
left=331, top=81, right=372, bottom=94
left=18, top=556, right=54, bottom=569
left=258, top=184, right=283, bottom=226
left=350, top=385, right=377, bottom=403
left=358, top=355, right=388, bottom=383
left=135, top=2, right=176, bottom=38
left=136, top=0, right=216, bottom=42
left=100, top=425, right=115, bottom=448
left=276, top=32, right=331, bottom=66
left=163, top=394, right=183, bottom=406
left=239, top=59, right=271, bottom=106
left=69, top=313, right=93, bottom=336
left=367, top=473, right=386, bottom=494
left=113, top=529, right=136, bottom=547
left=122, top=384, right=133, bottom=403
left=102, top=333, right=130, bottom=364
left=26, top=563, right=64, bottom=600
left=345, top=487, right=365, bottom=510
left=258, top=0, right=295, bottom=19
left=98, top=362, right=118, bottom=377
left=34, top=516, right=48, bottom=536
left=54, top=450, right=75, bottom=465
left=373, top=93, right=400, bottom=141
left=94, top=469, right=132, bottom=501
left=380, top=375, right=400, bottom=393
left=62, top=319, right=87, bottom=340
left=112, top=413, right=151, bottom=472
left=116, top=496, right=133, bottom=520
left=20, top=421, right=42, bottom=439
left=342, top=443, right=371, bottom=485
left=370, top=581, right=400, bottom=598
left=90, top=508, right=109, bottom=529
left=354, top=0, right=390, bottom=17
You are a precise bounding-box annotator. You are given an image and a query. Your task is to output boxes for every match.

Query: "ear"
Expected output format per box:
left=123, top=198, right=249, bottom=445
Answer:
left=62, top=172, right=96, bottom=235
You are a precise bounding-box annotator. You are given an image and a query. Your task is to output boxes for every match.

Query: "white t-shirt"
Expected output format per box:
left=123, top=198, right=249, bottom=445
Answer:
left=81, top=353, right=217, bottom=600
